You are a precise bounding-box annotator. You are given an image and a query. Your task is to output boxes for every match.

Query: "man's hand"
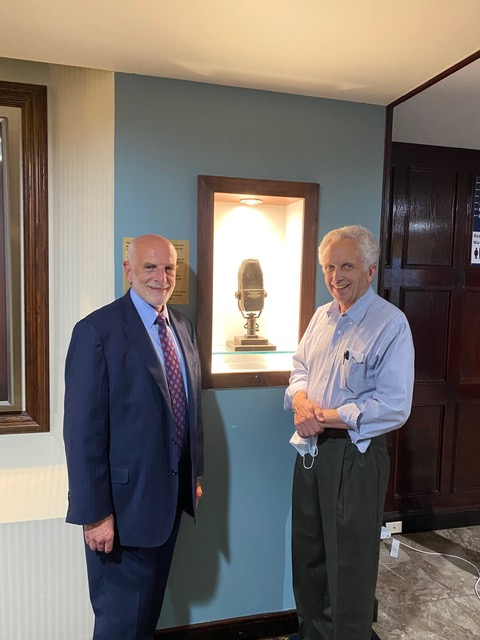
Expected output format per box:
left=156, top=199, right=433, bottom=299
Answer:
left=196, top=479, right=203, bottom=508
left=84, top=514, right=115, bottom=554
left=292, top=391, right=325, bottom=438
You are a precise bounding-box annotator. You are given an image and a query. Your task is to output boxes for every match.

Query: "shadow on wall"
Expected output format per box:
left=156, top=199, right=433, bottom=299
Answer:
left=160, top=392, right=230, bottom=626
left=158, top=385, right=296, bottom=628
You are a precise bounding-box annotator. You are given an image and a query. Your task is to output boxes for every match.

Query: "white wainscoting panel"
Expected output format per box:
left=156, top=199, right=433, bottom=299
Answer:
left=0, top=518, right=93, bottom=640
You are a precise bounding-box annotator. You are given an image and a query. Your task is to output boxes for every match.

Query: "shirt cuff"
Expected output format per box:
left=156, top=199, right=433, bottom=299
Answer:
left=337, top=402, right=361, bottom=431
left=284, top=383, right=307, bottom=411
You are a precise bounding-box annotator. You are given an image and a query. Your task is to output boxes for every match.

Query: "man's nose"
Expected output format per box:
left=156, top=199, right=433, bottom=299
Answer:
left=331, top=268, right=343, bottom=281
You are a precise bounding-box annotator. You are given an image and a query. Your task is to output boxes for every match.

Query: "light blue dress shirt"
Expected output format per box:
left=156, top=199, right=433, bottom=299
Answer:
left=129, top=288, right=189, bottom=400
left=284, top=286, right=414, bottom=452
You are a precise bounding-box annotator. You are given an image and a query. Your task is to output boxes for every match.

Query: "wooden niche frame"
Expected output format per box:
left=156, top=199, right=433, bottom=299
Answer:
left=197, top=175, right=319, bottom=389
left=0, top=81, right=49, bottom=433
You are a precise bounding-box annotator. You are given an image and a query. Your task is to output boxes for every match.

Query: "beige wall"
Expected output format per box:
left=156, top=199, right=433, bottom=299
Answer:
left=392, top=57, right=480, bottom=149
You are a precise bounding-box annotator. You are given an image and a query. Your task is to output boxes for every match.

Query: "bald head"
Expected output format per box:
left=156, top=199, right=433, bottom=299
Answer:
left=127, top=234, right=176, bottom=262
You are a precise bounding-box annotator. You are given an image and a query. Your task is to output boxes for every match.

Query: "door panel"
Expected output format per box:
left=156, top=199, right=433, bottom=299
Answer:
left=395, top=404, right=443, bottom=496
left=406, top=168, right=456, bottom=266
left=455, top=401, right=480, bottom=491
left=403, top=289, right=450, bottom=381
left=459, top=288, right=480, bottom=380
left=381, top=142, right=480, bottom=528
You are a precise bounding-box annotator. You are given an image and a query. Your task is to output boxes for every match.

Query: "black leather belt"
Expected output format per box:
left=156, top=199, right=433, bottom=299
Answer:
left=320, top=428, right=349, bottom=439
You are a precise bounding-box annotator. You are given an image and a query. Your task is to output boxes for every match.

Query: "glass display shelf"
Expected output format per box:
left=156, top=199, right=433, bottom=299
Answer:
left=211, top=348, right=295, bottom=374
left=213, top=349, right=295, bottom=356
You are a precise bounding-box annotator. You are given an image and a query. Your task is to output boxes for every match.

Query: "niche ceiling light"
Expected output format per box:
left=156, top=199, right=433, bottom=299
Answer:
left=239, top=198, right=263, bottom=206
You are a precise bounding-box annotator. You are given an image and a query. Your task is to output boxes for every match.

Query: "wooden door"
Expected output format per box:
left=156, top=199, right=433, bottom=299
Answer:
left=381, top=142, right=480, bottom=531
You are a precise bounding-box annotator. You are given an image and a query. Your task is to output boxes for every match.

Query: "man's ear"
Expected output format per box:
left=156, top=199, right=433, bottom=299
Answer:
left=123, top=261, right=131, bottom=283
left=367, top=264, right=377, bottom=282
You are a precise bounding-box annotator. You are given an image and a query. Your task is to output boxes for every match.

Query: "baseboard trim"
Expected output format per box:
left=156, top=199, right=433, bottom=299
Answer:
left=385, top=507, right=480, bottom=534
left=155, top=610, right=298, bottom=639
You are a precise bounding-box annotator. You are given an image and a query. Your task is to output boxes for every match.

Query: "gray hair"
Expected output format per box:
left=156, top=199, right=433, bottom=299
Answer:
left=318, top=225, right=379, bottom=270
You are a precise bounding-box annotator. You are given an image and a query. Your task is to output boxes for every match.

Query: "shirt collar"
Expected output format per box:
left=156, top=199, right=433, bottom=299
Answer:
left=327, top=285, right=375, bottom=325
left=129, top=288, right=170, bottom=327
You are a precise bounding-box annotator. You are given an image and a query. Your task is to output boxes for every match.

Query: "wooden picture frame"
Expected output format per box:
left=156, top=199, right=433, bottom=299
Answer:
left=0, top=81, right=49, bottom=433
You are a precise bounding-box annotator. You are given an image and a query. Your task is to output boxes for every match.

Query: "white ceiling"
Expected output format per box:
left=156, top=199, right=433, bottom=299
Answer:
left=1, top=0, right=480, bottom=105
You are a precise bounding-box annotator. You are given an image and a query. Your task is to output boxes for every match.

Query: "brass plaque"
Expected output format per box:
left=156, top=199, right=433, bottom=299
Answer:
left=171, top=240, right=189, bottom=305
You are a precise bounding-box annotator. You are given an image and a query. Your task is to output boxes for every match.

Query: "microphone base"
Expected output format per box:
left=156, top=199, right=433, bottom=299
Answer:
left=226, top=336, right=277, bottom=352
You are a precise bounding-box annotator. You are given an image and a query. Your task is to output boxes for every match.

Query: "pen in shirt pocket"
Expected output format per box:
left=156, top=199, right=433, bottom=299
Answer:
left=343, top=349, right=364, bottom=364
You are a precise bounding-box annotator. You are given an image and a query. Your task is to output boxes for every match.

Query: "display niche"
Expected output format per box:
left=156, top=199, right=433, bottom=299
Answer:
left=197, top=175, right=319, bottom=389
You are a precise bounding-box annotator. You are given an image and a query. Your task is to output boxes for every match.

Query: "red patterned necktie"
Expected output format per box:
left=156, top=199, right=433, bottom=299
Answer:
left=156, top=314, right=187, bottom=455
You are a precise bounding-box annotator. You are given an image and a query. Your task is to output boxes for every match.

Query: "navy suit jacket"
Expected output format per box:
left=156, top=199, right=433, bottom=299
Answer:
left=63, top=291, right=204, bottom=548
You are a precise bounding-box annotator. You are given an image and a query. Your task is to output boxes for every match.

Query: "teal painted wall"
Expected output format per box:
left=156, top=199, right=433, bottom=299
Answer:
left=114, top=74, right=386, bottom=628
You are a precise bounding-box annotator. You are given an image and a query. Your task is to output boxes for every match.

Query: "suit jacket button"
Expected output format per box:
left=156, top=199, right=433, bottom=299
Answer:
left=171, top=469, right=178, bottom=476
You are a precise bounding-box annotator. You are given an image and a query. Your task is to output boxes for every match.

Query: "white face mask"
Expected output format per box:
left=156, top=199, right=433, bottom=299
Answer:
left=289, top=432, right=318, bottom=469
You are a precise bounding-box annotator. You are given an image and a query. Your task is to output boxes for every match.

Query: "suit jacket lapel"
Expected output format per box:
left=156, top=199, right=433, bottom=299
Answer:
left=120, top=293, right=172, bottom=409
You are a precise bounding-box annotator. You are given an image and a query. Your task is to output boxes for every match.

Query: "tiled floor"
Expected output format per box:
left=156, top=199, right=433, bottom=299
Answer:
left=373, top=525, right=480, bottom=639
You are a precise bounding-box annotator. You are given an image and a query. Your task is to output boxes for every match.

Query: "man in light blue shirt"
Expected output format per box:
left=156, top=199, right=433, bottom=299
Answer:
left=284, top=225, right=414, bottom=640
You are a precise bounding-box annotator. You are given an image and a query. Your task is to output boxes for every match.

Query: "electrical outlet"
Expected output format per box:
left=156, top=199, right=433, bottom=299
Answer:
left=386, top=521, right=402, bottom=535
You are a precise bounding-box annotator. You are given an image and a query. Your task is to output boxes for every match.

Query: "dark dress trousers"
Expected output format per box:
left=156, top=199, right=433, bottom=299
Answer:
left=63, top=291, right=204, bottom=638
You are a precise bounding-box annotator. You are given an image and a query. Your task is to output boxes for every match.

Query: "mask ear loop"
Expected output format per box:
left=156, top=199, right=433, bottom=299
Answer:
left=302, top=443, right=318, bottom=469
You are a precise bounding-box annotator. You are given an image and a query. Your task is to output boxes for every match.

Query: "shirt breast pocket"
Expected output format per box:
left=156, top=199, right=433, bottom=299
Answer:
left=341, top=350, right=366, bottom=393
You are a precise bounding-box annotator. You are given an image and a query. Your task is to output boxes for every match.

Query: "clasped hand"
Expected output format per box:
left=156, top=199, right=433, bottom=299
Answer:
left=84, top=514, right=115, bottom=554
left=292, top=392, right=325, bottom=438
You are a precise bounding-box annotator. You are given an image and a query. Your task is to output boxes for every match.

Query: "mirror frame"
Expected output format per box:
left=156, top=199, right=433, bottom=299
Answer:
left=0, top=81, right=49, bottom=434
left=197, top=175, right=319, bottom=389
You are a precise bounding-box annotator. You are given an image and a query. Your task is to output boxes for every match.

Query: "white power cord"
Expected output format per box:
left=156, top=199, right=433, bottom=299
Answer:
left=380, top=526, right=480, bottom=599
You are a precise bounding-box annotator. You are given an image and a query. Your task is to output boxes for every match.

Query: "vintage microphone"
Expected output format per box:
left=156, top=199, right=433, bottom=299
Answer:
left=235, top=259, right=266, bottom=332
left=226, top=259, right=276, bottom=351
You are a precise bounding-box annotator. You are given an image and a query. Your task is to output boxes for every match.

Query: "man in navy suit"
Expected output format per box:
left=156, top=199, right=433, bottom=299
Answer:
left=63, top=234, right=204, bottom=640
